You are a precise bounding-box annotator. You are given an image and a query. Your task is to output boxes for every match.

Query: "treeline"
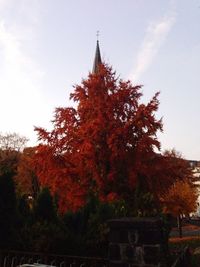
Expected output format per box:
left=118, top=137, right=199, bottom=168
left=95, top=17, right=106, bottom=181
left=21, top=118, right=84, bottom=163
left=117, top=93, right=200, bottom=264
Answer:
left=0, top=133, right=128, bottom=256
left=0, top=170, right=127, bottom=257
left=0, top=63, right=198, bottom=255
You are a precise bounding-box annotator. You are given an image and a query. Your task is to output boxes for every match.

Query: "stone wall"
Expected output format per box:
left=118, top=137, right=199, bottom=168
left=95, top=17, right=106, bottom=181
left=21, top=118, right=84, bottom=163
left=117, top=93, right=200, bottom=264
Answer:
left=108, top=217, right=168, bottom=267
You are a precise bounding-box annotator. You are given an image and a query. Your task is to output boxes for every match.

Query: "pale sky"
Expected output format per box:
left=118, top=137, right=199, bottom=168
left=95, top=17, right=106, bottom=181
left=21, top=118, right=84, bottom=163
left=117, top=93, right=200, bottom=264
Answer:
left=0, top=0, right=200, bottom=160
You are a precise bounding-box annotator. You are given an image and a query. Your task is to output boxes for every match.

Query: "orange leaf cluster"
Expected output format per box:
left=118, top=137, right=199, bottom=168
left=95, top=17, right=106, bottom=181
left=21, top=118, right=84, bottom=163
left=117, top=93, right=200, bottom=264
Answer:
left=34, top=64, right=165, bottom=212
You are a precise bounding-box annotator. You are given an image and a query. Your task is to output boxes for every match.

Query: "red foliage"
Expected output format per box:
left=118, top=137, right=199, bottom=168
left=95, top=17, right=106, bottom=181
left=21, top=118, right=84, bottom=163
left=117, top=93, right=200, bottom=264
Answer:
left=15, top=147, right=40, bottom=197
left=34, top=64, right=163, bottom=212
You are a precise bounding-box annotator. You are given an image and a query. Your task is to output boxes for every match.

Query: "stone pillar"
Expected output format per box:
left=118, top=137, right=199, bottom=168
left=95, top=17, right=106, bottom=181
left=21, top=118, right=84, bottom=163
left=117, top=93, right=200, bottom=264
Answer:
left=108, top=217, right=168, bottom=267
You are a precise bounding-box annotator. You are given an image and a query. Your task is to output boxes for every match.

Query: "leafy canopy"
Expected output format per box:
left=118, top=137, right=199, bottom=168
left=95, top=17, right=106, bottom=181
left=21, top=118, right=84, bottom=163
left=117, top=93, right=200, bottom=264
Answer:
left=35, top=64, right=163, bottom=212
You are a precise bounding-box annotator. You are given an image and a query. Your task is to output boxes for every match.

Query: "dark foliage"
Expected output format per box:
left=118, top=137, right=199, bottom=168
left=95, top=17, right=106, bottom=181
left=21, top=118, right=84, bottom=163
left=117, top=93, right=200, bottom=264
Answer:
left=33, top=187, right=57, bottom=222
left=0, top=172, right=17, bottom=249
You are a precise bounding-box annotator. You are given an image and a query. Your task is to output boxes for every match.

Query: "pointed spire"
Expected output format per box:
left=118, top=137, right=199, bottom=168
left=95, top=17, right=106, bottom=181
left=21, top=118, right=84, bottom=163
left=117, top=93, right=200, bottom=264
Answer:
left=92, top=39, right=102, bottom=74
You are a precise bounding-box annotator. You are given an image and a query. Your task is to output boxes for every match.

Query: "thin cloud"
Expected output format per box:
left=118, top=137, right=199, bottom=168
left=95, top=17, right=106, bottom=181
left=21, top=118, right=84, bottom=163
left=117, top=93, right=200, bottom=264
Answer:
left=0, top=0, right=10, bottom=10
left=129, top=13, right=176, bottom=83
left=0, top=3, right=46, bottom=145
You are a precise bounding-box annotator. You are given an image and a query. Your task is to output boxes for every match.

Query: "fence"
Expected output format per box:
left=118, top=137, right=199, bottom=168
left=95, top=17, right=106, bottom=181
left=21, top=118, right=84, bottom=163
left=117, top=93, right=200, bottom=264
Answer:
left=0, top=250, right=108, bottom=267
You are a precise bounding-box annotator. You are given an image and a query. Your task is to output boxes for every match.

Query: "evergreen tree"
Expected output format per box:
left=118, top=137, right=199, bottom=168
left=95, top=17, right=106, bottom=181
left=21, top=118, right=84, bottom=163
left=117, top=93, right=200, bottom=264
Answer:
left=33, top=187, right=57, bottom=222
left=0, top=172, right=17, bottom=248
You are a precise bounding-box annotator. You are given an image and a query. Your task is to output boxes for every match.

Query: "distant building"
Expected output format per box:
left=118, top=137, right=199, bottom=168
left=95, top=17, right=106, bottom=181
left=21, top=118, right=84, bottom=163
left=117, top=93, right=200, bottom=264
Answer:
left=188, top=160, right=200, bottom=215
left=188, top=160, right=200, bottom=179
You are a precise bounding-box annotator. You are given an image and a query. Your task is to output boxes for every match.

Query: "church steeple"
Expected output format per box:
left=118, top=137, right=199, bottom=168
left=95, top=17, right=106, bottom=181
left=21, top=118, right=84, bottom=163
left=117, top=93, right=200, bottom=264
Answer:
left=92, top=39, right=102, bottom=74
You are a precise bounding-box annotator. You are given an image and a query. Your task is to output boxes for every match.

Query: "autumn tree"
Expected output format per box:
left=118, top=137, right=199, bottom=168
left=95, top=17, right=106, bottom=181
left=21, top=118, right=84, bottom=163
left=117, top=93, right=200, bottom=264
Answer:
left=160, top=149, right=197, bottom=237
left=35, top=64, right=164, bottom=212
left=161, top=180, right=197, bottom=216
left=0, top=133, right=38, bottom=197
left=161, top=180, right=197, bottom=237
left=15, top=147, right=40, bottom=198
left=0, top=132, right=28, bottom=151
left=162, top=149, right=194, bottom=183
left=0, top=132, right=28, bottom=176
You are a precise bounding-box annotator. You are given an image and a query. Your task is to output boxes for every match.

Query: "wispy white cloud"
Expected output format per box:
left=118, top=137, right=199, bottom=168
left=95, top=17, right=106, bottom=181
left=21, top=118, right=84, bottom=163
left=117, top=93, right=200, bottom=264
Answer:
left=129, top=12, right=176, bottom=83
left=0, top=0, right=10, bottom=10
left=0, top=1, right=47, bottom=145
